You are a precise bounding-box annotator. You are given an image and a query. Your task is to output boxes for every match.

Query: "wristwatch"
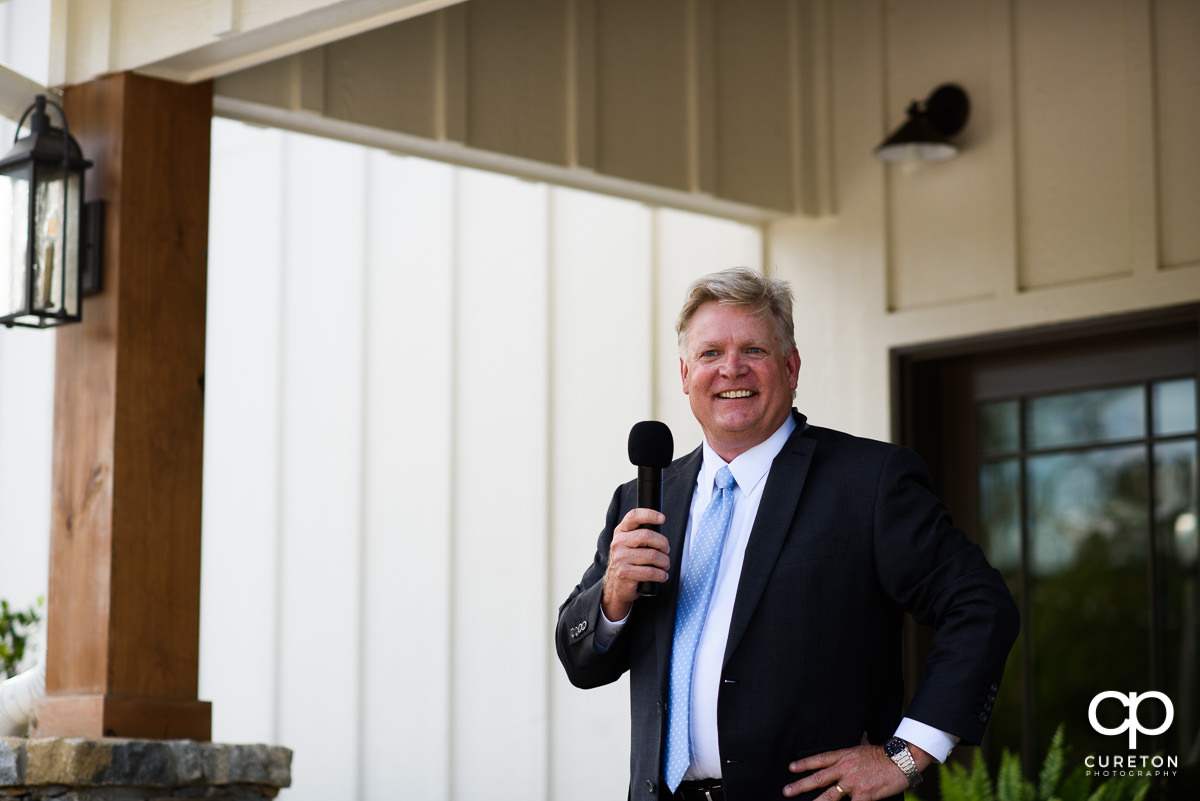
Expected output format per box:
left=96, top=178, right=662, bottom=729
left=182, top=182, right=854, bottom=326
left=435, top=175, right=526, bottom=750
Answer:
left=883, top=737, right=923, bottom=787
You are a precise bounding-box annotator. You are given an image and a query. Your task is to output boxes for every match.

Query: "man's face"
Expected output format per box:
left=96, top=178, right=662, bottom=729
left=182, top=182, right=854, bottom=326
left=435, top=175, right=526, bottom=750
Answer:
left=680, top=301, right=800, bottom=462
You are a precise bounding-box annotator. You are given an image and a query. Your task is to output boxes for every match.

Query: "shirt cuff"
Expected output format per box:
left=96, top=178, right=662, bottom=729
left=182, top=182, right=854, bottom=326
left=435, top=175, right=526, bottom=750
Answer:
left=894, top=718, right=959, bottom=764
left=593, top=606, right=630, bottom=654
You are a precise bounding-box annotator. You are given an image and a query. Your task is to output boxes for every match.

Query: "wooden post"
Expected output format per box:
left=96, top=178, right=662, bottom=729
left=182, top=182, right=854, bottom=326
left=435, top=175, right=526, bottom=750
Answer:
left=32, top=73, right=214, bottom=740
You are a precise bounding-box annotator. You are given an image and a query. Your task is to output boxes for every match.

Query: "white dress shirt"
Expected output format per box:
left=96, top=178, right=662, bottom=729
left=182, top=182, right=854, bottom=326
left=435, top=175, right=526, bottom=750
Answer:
left=597, top=416, right=956, bottom=777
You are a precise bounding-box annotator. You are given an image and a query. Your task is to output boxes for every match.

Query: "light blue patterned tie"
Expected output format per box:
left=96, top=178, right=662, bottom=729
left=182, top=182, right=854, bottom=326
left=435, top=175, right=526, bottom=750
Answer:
left=664, top=465, right=737, bottom=791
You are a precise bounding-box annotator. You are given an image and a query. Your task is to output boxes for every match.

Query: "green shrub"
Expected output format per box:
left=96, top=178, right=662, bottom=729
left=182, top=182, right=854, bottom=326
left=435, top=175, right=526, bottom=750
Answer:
left=0, top=598, right=43, bottom=679
left=909, top=725, right=1151, bottom=801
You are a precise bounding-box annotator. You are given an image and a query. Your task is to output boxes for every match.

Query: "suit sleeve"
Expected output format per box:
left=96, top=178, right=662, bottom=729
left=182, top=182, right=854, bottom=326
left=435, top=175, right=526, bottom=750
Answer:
left=555, top=485, right=636, bottom=689
left=872, top=446, right=1020, bottom=745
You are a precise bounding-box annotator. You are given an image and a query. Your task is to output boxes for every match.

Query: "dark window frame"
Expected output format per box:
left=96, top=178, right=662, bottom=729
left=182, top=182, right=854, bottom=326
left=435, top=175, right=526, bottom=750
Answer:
left=891, top=304, right=1200, bottom=784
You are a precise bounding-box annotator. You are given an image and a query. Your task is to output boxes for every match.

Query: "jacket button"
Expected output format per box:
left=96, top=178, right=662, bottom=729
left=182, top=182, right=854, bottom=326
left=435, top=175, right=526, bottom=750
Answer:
left=990, top=683, right=999, bottom=692
left=646, top=778, right=656, bottom=793
left=980, top=711, right=990, bottom=722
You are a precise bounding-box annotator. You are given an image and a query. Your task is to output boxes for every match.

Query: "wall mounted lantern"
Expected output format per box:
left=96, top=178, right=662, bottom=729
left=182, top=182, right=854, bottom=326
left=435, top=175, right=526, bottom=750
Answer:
left=0, top=94, right=103, bottom=329
left=873, top=83, right=970, bottom=166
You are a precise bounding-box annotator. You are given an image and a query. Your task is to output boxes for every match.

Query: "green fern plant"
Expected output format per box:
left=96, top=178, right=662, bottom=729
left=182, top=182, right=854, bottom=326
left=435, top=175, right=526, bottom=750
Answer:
left=906, top=725, right=1151, bottom=801
left=0, top=597, right=43, bottom=679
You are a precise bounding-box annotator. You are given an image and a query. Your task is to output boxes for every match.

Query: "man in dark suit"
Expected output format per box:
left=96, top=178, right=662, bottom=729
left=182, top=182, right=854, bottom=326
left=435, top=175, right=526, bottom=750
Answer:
left=556, top=268, right=1019, bottom=801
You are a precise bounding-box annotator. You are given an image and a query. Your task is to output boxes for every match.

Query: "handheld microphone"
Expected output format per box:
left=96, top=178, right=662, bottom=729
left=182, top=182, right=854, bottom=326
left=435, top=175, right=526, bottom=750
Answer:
left=627, top=420, right=674, bottom=597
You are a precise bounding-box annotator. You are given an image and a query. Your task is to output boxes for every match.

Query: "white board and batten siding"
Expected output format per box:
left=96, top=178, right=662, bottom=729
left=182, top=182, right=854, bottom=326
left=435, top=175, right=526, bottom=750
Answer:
left=201, top=117, right=764, bottom=801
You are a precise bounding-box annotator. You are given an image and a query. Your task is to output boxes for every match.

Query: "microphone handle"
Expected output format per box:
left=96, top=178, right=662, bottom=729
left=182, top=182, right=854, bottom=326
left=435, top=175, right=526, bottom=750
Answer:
left=636, top=465, right=663, bottom=597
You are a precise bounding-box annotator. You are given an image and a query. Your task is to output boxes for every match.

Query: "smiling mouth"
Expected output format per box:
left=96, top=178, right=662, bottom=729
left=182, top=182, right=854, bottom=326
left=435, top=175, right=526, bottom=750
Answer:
left=717, top=390, right=755, bottom=399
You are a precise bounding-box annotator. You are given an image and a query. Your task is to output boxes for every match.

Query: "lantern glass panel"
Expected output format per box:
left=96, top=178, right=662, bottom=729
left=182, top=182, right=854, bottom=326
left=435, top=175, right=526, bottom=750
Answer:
left=0, top=166, right=31, bottom=320
left=66, top=171, right=80, bottom=316
left=32, top=166, right=79, bottom=316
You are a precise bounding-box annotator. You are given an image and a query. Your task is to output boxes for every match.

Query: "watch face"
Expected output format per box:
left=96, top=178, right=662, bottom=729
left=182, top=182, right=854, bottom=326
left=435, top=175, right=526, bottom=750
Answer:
left=884, top=738, right=905, bottom=757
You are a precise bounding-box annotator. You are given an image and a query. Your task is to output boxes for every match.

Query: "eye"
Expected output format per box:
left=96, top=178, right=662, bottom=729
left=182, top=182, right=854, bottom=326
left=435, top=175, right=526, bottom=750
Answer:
left=700, top=349, right=720, bottom=358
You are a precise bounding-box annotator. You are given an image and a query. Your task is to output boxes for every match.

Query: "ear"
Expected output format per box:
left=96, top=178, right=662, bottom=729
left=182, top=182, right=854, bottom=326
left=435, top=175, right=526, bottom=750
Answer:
left=680, top=357, right=690, bottom=395
left=786, top=348, right=801, bottom=390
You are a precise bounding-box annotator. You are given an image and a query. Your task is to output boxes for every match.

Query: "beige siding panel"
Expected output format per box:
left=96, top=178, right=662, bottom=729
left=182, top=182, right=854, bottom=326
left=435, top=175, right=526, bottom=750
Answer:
left=275, top=132, right=368, bottom=801
left=595, top=0, right=691, bottom=191
left=883, top=0, right=997, bottom=311
left=1155, top=0, right=1200, bottom=269
left=467, top=0, right=570, bottom=164
left=547, top=187, right=653, bottom=801
left=216, top=56, right=298, bottom=110
left=1013, top=0, right=1135, bottom=289
left=452, top=168, right=550, bottom=800
left=360, top=154, right=455, bottom=800
left=324, top=17, right=440, bottom=139
left=712, top=0, right=795, bottom=212
left=200, top=122, right=286, bottom=747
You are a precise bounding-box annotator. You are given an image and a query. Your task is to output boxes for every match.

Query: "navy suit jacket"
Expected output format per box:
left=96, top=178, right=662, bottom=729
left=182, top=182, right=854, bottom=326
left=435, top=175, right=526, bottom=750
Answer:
left=556, top=411, right=1019, bottom=801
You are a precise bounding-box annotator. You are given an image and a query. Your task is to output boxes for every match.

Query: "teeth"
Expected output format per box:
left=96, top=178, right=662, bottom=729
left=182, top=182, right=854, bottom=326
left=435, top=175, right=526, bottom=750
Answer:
left=719, top=390, right=754, bottom=398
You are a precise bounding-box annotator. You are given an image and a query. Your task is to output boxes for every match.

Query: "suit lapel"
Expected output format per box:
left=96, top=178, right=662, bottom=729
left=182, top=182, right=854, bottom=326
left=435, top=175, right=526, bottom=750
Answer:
left=722, top=414, right=817, bottom=666
left=655, top=444, right=702, bottom=691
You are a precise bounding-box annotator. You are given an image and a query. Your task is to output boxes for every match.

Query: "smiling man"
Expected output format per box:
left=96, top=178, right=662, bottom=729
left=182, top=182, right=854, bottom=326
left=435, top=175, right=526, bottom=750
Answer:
left=556, top=268, right=1019, bottom=801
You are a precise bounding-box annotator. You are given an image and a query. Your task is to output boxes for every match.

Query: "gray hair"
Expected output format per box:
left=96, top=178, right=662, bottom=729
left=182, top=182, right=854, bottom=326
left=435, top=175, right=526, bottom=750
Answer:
left=675, top=267, right=796, bottom=357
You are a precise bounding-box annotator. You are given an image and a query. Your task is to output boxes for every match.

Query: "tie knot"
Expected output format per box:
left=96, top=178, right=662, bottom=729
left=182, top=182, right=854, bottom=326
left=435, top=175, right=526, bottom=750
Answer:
left=714, top=465, right=735, bottom=491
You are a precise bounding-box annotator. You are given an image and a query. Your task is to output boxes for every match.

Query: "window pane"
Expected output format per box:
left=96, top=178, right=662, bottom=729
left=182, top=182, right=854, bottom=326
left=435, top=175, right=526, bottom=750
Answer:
left=979, top=400, right=1020, bottom=456
left=1157, top=439, right=1199, bottom=764
left=980, top=459, right=1021, bottom=572
left=1026, top=385, right=1144, bottom=450
left=1153, top=378, right=1197, bottom=436
left=978, top=458, right=1023, bottom=758
left=1026, top=446, right=1149, bottom=759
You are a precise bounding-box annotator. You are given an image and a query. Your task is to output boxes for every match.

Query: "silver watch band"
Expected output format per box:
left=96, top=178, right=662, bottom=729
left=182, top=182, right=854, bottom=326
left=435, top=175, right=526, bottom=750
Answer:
left=884, top=737, right=923, bottom=787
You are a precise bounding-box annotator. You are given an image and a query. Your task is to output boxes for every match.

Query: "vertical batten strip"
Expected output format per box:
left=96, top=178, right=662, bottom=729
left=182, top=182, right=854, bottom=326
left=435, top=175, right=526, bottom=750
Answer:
left=565, top=0, right=578, bottom=167
left=270, top=133, right=291, bottom=748
left=567, top=0, right=598, bottom=170
left=544, top=187, right=560, bottom=799
left=353, top=148, right=372, bottom=801
left=991, top=0, right=1020, bottom=299
left=433, top=9, right=447, bottom=141
left=535, top=183, right=553, bottom=801
left=807, top=0, right=835, bottom=216
left=48, top=0, right=68, bottom=86
left=789, top=0, right=809, bottom=217
left=435, top=4, right=468, bottom=143
left=683, top=0, right=699, bottom=193
left=875, top=0, right=899, bottom=313
left=294, top=48, right=326, bottom=114
left=1126, top=0, right=1159, bottom=277
left=687, top=0, right=717, bottom=195
left=650, top=207, right=664, bottom=419
left=211, top=0, right=236, bottom=37
left=445, top=166, right=462, bottom=801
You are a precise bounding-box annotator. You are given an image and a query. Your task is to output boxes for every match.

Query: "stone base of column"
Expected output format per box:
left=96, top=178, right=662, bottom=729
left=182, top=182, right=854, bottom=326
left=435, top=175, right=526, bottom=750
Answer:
left=0, top=738, right=291, bottom=800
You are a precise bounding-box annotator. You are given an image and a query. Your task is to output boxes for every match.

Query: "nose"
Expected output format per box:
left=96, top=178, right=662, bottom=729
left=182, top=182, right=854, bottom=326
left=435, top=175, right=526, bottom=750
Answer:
left=718, top=352, right=749, bottom=376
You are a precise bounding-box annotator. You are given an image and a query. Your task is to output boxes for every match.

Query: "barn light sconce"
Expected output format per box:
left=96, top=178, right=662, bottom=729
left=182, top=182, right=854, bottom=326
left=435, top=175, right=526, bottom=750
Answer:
left=873, top=83, right=970, bottom=167
left=0, top=94, right=104, bottom=329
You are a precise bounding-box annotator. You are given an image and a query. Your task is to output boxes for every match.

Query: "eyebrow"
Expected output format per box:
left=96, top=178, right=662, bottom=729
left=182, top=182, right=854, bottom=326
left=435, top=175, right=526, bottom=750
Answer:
left=693, top=338, right=772, bottom=353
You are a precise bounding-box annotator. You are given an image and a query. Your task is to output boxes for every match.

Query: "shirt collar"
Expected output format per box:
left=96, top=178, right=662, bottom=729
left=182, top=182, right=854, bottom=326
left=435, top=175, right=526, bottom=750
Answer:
left=699, top=413, right=798, bottom=501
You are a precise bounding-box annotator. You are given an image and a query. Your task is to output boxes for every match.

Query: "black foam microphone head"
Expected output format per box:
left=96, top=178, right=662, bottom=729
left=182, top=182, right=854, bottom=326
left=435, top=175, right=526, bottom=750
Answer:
left=628, top=421, right=674, bottom=468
